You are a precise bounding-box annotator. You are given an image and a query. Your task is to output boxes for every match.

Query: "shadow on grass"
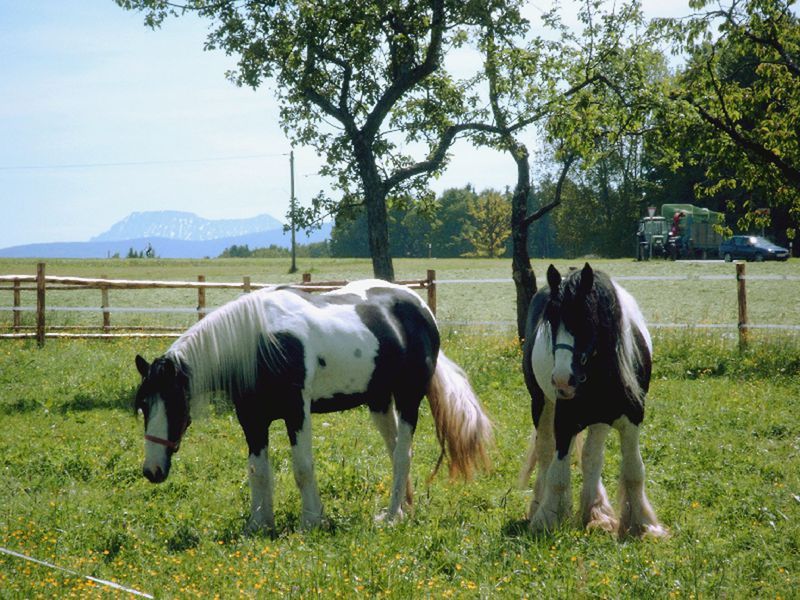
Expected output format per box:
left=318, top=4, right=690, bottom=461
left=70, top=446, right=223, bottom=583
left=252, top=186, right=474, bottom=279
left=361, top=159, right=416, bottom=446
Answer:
left=501, top=517, right=530, bottom=538
left=1, top=386, right=240, bottom=416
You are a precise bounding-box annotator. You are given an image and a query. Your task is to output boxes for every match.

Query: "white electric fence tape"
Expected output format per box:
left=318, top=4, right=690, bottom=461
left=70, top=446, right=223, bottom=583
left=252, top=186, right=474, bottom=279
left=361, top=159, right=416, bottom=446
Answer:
left=0, top=546, right=153, bottom=599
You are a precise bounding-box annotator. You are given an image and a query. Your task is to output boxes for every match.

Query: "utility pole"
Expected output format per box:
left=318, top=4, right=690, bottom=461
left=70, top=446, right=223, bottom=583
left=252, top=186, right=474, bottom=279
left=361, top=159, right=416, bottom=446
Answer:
left=289, top=149, right=297, bottom=274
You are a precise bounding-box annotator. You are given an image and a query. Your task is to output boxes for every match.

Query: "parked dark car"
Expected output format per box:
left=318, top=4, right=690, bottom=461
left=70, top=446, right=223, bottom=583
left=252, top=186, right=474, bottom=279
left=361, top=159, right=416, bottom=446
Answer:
left=719, top=235, right=790, bottom=262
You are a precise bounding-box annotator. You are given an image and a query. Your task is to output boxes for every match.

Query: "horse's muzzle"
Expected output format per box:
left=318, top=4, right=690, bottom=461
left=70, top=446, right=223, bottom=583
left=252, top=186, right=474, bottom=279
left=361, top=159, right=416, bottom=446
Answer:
left=143, top=464, right=168, bottom=484
left=552, top=373, right=576, bottom=400
left=556, top=387, right=576, bottom=400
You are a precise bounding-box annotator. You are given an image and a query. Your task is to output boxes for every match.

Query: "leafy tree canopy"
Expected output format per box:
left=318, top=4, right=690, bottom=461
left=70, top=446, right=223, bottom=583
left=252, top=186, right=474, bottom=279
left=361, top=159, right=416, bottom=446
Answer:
left=117, top=0, right=523, bottom=279
left=654, top=0, right=800, bottom=241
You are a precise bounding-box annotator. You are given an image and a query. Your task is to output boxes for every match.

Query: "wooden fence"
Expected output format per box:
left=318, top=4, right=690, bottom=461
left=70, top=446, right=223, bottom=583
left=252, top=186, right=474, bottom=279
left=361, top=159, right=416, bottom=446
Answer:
left=0, top=263, right=437, bottom=347
left=1, top=261, right=792, bottom=349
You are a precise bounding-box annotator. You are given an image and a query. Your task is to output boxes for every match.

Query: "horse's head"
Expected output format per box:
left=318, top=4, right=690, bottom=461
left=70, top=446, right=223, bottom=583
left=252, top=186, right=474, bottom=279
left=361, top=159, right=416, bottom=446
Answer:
left=545, top=263, right=599, bottom=400
left=135, top=354, right=191, bottom=483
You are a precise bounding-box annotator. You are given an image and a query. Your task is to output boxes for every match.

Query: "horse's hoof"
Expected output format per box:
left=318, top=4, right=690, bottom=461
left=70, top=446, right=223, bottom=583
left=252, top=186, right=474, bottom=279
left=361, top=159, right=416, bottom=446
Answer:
left=244, top=518, right=274, bottom=536
left=375, top=507, right=404, bottom=525
left=584, top=505, right=618, bottom=533
left=529, top=507, right=560, bottom=534
left=299, top=517, right=325, bottom=531
left=618, top=521, right=669, bottom=540
left=639, top=523, right=669, bottom=539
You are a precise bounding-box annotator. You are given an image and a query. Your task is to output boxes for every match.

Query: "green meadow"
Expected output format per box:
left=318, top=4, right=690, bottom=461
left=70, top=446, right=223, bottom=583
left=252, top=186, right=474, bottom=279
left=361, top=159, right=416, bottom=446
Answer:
left=1, top=258, right=799, bottom=598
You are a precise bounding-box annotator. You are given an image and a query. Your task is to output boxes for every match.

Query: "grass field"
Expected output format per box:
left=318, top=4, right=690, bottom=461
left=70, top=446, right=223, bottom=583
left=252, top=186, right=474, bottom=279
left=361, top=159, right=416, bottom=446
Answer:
left=1, top=258, right=799, bottom=598
left=2, top=257, right=799, bottom=331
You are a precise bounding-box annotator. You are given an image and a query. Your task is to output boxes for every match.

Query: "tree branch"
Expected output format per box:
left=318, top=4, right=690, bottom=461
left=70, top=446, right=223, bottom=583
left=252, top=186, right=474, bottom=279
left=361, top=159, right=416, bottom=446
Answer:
left=362, top=0, right=446, bottom=142
left=301, top=41, right=357, bottom=134
left=690, top=100, right=800, bottom=187
left=523, top=153, right=576, bottom=228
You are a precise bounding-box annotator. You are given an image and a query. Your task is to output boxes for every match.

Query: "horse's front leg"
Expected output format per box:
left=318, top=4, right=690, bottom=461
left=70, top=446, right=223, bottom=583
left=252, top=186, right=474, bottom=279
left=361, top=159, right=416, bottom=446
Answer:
left=245, top=442, right=275, bottom=534
left=616, top=416, right=667, bottom=539
left=530, top=404, right=576, bottom=534
left=235, top=399, right=275, bottom=534
left=286, top=393, right=324, bottom=529
left=580, top=423, right=617, bottom=532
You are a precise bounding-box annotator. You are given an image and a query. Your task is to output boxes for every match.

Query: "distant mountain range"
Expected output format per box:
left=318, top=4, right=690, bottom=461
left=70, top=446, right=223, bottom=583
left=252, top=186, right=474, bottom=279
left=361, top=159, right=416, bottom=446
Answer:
left=0, top=211, right=331, bottom=259
left=91, top=211, right=284, bottom=242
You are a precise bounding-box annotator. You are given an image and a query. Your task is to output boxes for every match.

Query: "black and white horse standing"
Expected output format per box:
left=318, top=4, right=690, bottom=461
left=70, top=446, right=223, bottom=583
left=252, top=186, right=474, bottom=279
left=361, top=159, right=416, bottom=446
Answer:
left=519, top=264, right=666, bottom=538
left=134, top=280, right=492, bottom=531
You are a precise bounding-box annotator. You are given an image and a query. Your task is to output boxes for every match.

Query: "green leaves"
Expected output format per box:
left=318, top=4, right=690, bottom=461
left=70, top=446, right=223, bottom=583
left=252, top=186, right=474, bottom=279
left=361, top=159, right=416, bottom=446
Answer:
left=653, top=0, right=800, bottom=238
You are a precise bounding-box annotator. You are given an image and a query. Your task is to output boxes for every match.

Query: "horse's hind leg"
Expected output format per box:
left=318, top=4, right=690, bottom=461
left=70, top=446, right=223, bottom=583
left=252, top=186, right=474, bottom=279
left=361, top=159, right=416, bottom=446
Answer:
left=383, top=416, right=414, bottom=523
left=616, top=416, right=667, bottom=539
left=375, top=389, right=421, bottom=524
left=580, top=424, right=617, bottom=533
left=286, top=394, right=324, bottom=529
left=370, top=405, right=413, bottom=510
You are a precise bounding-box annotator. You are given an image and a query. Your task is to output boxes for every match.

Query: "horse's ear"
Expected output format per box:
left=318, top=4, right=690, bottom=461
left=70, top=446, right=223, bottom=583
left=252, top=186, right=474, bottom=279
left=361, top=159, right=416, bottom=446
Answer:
left=578, top=262, right=594, bottom=296
left=135, top=355, right=150, bottom=378
left=546, top=264, right=561, bottom=295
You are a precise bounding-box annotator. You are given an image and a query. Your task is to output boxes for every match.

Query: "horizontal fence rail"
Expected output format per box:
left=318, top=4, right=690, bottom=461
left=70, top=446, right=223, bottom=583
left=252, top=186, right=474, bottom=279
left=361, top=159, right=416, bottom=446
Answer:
left=0, top=265, right=436, bottom=346
left=1, top=263, right=798, bottom=348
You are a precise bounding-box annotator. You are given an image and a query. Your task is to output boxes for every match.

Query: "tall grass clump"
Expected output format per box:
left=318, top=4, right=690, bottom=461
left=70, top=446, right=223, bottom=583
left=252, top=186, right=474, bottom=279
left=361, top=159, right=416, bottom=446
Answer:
left=653, top=330, right=800, bottom=380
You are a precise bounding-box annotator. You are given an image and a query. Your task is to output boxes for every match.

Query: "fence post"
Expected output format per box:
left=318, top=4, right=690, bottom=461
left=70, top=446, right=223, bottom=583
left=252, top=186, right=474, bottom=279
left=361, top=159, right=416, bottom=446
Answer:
left=243, top=276, right=251, bottom=294
left=197, top=275, right=206, bottom=320
left=13, top=279, right=21, bottom=333
left=426, top=269, right=437, bottom=315
left=101, top=275, right=110, bottom=334
left=36, top=262, right=46, bottom=347
left=302, top=273, right=311, bottom=284
left=736, top=262, right=748, bottom=350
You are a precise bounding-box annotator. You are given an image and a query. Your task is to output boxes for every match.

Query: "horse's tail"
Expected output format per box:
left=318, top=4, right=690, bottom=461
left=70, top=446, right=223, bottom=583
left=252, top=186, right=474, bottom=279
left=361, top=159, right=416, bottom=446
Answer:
left=517, top=427, right=584, bottom=490
left=426, top=351, right=493, bottom=481
left=517, top=428, right=538, bottom=489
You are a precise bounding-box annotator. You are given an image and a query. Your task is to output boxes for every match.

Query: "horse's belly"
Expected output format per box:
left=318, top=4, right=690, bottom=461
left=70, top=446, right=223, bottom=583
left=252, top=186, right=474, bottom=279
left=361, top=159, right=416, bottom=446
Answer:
left=310, top=392, right=368, bottom=414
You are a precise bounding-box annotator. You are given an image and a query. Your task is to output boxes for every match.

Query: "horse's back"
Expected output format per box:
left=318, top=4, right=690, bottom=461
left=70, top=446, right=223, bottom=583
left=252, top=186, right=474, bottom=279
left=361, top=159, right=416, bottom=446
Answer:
left=272, top=280, right=439, bottom=409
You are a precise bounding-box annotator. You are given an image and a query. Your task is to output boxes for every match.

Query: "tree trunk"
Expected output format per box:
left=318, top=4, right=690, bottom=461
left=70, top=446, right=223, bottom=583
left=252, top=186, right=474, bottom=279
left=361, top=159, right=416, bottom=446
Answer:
left=354, top=136, right=395, bottom=281
left=365, top=190, right=395, bottom=281
left=510, top=145, right=536, bottom=342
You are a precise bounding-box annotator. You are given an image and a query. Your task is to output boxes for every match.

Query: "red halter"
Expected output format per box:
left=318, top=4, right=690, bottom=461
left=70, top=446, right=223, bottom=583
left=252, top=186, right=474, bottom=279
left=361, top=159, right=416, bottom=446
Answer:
left=144, top=434, right=180, bottom=450
left=144, top=415, right=189, bottom=451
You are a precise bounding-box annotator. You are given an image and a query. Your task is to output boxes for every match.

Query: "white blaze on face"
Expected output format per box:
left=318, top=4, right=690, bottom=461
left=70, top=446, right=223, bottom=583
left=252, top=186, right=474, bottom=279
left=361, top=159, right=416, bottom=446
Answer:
left=143, top=397, right=169, bottom=471
left=551, top=324, right=576, bottom=398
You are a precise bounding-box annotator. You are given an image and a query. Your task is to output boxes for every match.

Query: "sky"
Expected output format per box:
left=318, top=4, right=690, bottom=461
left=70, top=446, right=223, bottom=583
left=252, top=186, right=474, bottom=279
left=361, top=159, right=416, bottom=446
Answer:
left=0, top=0, right=692, bottom=248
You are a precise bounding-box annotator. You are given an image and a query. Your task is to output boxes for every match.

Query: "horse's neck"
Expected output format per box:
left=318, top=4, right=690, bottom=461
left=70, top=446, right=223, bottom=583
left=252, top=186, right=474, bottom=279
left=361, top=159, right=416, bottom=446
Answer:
left=169, top=302, right=265, bottom=398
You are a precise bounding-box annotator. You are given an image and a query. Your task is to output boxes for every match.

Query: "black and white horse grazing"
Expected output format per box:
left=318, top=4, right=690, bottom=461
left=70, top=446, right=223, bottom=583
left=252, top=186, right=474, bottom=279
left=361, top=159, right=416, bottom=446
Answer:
left=134, top=279, right=492, bottom=531
left=519, top=264, right=666, bottom=539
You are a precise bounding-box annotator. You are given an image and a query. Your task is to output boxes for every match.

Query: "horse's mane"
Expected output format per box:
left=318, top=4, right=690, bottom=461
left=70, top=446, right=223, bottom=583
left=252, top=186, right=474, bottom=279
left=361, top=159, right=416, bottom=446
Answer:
left=558, top=268, right=649, bottom=404
left=165, top=288, right=283, bottom=412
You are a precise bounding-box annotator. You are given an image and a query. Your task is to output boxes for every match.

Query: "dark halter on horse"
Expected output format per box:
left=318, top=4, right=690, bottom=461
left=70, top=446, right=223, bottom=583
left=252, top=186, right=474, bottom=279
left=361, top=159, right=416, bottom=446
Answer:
left=552, top=343, right=575, bottom=354
left=144, top=415, right=189, bottom=451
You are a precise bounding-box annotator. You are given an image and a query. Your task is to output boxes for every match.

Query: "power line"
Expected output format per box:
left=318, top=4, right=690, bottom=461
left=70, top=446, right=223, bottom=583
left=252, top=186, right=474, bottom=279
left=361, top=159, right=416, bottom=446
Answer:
left=0, top=152, right=289, bottom=172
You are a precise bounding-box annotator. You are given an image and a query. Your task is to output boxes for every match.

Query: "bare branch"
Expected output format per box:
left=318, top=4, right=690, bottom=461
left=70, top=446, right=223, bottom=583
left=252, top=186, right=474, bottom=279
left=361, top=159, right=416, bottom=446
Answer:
left=523, top=153, right=577, bottom=227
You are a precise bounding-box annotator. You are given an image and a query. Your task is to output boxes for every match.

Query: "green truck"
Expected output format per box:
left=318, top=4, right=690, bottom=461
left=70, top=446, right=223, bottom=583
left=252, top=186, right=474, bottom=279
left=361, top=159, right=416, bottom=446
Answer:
left=636, top=204, right=725, bottom=260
